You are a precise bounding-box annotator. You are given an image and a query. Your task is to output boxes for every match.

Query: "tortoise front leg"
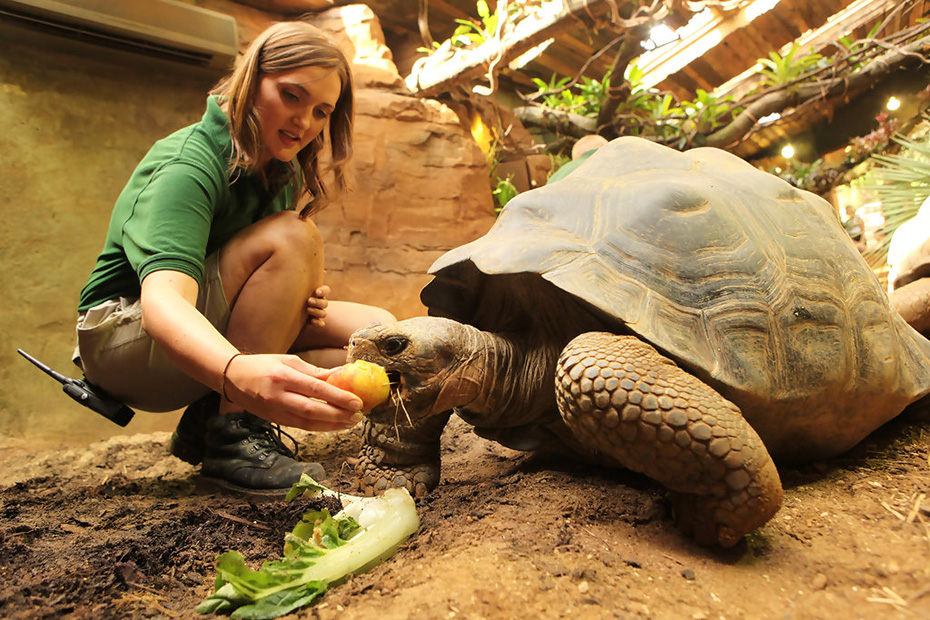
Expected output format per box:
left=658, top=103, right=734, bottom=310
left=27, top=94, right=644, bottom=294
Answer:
left=555, top=332, right=783, bottom=547
left=355, top=411, right=452, bottom=498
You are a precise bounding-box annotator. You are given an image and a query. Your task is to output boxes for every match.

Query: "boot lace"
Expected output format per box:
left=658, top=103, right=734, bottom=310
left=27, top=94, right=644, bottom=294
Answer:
left=241, top=413, right=300, bottom=459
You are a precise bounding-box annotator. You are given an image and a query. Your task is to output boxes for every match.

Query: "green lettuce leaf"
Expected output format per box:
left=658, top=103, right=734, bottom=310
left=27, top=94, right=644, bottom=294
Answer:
left=196, top=475, right=419, bottom=619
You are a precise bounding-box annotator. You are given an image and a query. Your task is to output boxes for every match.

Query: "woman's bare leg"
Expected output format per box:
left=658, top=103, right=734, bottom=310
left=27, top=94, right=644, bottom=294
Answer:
left=217, top=210, right=324, bottom=414
left=171, top=210, right=331, bottom=495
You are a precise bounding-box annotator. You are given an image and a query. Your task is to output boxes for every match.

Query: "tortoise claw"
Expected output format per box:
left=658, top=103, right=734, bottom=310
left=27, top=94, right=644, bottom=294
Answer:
left=671, top=488, right=782, bottom=548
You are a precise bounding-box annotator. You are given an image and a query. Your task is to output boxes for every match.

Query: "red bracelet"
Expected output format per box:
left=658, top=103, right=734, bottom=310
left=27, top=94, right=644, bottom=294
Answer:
left=221, top=352, right=245, bottom=402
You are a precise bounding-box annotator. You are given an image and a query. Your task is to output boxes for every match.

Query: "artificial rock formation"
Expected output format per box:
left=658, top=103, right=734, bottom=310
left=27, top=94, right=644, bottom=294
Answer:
left=310, top=5, right=497, bottom=319
left=218, top=1, right=498, bottom=319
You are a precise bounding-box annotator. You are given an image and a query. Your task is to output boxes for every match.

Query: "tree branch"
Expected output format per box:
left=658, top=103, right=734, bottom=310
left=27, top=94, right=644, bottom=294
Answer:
left=704, top=34, right=930, bottom=148
left=595, top=26, right=651, bottom=131
left=510, top=105, right=597, bottom=137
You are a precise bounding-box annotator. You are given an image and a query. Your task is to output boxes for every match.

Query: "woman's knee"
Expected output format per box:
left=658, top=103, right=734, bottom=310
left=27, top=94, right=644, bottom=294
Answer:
left=219, top=211, right=324, bottom=302
left=263, top=211, right=323, bottom=260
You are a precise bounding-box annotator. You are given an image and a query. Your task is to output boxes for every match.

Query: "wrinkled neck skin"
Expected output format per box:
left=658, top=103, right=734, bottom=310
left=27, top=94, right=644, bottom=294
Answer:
left=449, top=326, right=561, bottom=428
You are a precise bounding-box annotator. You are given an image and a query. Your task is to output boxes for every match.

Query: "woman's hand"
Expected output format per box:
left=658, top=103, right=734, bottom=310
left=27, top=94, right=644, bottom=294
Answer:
left=306, top=285, right=330, bottom=327
left=222, top=352, right=365, bottom=432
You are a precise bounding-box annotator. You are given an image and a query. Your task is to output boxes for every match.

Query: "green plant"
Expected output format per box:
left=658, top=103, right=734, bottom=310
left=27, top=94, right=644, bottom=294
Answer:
left=530, top=74, right=575, bottom=108
left=547, top=151, right=571, bottom=176
left=574, top=74, right=610, bottom=117
left=835, top=23, right=882, bottom=71
left=757, top=43, right=823, bottom=87
left=450, top=0, right=522, bottom=48
left=529, top=73, right=607, bottom=118
left=416, top=40, right=442, bottom=54
left=451, top=0, right=495, bottom=47
left=642, top=93, right=684, bottom=140
left=492, top=174, right=518, bottom=213
left=767, top=157, right=833, bottom=193
left=863, top=120, right=930, bottom=263
left=196, top=475, right=419, bottom=619
left=849, top=111, right=902, bottom=160
left=623, top=64, right=660, bottom=102
left=417, top=1, right=543, bottom=55
left=620, top=63, right=667, bottom=118
left=680, top=89, right=740, bottom=134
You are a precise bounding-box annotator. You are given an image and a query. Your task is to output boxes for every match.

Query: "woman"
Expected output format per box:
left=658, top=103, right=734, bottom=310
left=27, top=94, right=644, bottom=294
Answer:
left=74, top=21, right=394, bottom=498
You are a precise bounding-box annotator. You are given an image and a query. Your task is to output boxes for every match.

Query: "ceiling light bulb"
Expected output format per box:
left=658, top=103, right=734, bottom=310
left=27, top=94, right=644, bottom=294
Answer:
left=781, top=145, right=795, bottom=159
left=886, top=96, right=901, bottom=111
left=648, top=24, right=678, bottom=47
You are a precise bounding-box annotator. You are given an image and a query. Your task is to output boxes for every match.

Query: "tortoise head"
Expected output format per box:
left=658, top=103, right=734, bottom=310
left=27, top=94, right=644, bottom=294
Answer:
left=347, top=316, right=485, bottom=424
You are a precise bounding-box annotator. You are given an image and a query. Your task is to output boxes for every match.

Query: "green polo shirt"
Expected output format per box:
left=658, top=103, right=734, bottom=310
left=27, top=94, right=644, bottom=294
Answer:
left=78, top=96, right=297, bottom=311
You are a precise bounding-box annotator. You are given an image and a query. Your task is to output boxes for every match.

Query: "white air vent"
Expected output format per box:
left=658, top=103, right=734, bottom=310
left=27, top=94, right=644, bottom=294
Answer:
left=0, top=0, right=238, bottom=69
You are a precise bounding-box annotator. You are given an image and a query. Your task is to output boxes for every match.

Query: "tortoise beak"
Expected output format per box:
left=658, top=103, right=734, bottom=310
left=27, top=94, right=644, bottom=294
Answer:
left=347, top=323, right=389, bottom=367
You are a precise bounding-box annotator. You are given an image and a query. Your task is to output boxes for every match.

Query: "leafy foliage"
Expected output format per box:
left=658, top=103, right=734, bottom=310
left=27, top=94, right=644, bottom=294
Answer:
left=449, top=0, right=526, bottom=48
left=862, top=119, right=930, bottom=262
left=529, top=73, right=609, bottom=118
left=195, top=477, right=419, bottom=619
left=451, top=0, right=497, bottom=47
left=763, top=112, right=905, bottom=196
left=835, top=23, right=883, bottom=71
left=849, top=111, right=903, bottom=159
left=492, top=174, right=518, bottom=212
left=680, top=89, right=742, bottom=135
left=756, top=43, right=823, bottom=88
left=412, top=1, right=927, bottom=213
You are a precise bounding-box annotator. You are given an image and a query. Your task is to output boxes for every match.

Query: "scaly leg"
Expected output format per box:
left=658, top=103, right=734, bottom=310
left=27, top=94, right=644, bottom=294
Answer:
left=356, top=411, right=452, bottom=497
left=556, top=332, right=783, bottom=547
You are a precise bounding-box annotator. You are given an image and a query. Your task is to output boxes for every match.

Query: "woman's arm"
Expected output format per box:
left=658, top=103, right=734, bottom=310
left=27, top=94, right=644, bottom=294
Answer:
left=140, top=270, right=364, bottom=431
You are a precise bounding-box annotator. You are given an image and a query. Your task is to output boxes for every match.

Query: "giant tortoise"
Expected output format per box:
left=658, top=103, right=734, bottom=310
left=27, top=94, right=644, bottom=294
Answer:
left=347, top=137, right=930, bottom=547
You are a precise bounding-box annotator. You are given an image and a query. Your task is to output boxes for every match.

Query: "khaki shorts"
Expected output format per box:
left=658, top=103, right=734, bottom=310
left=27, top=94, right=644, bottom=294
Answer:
left=74, top=253, right=230, bottom=412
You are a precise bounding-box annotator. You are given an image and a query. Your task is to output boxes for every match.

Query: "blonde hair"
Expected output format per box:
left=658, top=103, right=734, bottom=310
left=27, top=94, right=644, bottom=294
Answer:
left=211, top=21, right=354, bottom=217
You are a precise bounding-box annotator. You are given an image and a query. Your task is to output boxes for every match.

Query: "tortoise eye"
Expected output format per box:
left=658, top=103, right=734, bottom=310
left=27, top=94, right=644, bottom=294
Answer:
left=381, top=335, right=408, bottom=357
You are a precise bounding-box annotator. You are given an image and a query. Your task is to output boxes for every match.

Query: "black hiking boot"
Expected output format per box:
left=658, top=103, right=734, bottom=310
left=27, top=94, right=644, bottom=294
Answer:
left=169, top=392, right=220, bottom=466
left=196, top=411, right=326, bottom=501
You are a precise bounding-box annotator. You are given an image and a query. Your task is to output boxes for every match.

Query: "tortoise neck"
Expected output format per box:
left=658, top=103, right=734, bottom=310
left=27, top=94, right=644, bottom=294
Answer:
left=454, top=329, right=559, bottom=426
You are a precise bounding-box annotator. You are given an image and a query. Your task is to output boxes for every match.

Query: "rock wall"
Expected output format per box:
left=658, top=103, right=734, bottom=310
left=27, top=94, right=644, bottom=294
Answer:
left=0, top=2, right=496, bottom=447
left=213, top=0, right=498, bottom=319
left=310, top=4, right=496, bottom=318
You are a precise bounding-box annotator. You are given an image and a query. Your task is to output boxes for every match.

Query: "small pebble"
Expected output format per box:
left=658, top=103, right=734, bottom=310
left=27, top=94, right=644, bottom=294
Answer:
left=681, top=568, right=696, bottom=580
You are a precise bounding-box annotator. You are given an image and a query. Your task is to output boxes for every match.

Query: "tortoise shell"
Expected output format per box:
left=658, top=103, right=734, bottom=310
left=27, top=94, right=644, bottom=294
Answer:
left=421, top=137, right=930, bottom=460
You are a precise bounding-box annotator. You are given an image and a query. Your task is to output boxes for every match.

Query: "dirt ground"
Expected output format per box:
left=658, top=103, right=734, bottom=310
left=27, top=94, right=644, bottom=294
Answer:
left=1, top=412, right=928, bottom=620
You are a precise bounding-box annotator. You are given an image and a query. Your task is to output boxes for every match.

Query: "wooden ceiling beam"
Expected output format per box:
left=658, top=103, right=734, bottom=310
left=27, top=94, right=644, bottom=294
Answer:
left=525, top=48, right=590, bottom=80
left=636, top=2, right=769, bottom=88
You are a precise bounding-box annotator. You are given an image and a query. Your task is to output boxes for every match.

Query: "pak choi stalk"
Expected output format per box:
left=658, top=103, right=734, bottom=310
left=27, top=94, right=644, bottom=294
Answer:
left=195, top=475, right=419, bottom=619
